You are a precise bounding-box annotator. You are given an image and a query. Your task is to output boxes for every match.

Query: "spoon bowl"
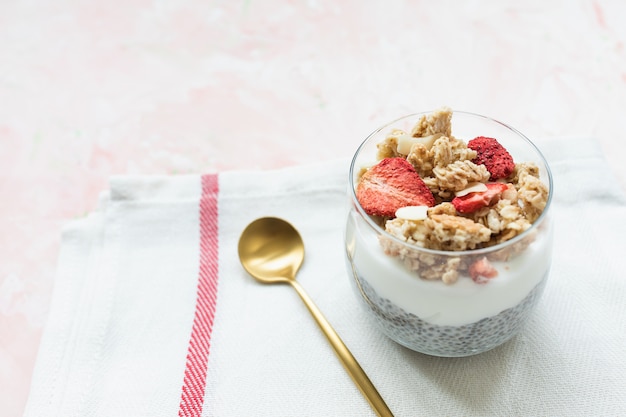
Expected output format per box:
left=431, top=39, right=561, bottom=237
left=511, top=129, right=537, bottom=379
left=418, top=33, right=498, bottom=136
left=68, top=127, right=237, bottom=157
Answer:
left=238, top=217, right=394, bottom=417
left=238, top=217, right=304, bottom=284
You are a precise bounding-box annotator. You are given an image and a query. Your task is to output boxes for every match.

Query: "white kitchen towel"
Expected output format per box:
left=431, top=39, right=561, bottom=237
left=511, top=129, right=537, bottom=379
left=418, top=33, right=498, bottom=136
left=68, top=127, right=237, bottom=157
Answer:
left=24, top=138, right=626, bottom=417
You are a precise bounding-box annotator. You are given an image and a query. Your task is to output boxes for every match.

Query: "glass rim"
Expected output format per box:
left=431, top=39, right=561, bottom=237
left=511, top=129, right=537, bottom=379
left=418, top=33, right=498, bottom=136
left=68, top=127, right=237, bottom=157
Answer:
left=348, top=110, right=554, bottom=257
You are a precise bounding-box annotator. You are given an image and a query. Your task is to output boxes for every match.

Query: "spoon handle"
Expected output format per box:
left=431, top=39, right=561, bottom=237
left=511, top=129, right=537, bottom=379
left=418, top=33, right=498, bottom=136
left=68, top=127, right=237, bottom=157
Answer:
left=290, top=280, right=394, bottom=417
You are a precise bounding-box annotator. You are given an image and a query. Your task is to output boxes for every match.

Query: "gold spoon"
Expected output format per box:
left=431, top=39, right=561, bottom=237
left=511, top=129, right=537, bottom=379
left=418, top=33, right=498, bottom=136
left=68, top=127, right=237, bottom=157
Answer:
left=238, top=217, right=394, bottom=417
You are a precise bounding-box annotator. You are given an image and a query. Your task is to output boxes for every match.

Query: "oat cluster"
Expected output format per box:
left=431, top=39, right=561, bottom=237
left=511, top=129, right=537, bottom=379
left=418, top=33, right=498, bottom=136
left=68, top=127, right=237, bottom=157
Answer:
left=372, top=107, right=549, bottom=284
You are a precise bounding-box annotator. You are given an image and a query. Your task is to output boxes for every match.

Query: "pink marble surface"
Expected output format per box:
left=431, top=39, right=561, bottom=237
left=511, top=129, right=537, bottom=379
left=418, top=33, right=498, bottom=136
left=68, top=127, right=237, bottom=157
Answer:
left=2, top=1, right=626, bottom=415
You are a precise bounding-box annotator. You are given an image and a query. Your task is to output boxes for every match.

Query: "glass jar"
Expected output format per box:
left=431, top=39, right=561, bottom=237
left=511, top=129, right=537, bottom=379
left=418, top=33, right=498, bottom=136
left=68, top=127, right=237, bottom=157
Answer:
left=345, top=111, right=554, bottom=357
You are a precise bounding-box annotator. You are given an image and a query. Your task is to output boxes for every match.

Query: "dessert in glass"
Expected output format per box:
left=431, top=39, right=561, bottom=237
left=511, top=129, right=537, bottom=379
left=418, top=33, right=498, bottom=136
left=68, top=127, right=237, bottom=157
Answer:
left=344, top=107, right=553, bottom=357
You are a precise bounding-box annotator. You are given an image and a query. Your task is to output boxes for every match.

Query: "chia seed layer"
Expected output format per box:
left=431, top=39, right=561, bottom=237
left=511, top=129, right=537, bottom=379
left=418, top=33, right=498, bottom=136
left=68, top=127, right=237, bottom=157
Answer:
left=349, top=261, right=548, bottom=357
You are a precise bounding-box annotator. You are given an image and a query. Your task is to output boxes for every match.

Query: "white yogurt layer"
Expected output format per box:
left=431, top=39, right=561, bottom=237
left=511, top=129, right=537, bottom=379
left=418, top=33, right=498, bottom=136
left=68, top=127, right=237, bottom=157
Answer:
left=348, top=215, right=553, bottom=327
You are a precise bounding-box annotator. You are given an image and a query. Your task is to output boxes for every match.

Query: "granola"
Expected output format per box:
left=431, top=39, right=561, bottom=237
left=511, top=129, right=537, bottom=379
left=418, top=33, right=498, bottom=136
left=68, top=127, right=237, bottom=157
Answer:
left=358, top=107, right=549, bottom=284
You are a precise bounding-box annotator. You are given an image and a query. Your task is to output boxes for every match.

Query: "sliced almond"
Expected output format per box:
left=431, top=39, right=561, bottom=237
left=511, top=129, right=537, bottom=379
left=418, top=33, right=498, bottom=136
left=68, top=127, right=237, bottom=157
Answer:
left=396, top=133, right=441, bottom=154
left=395, top=205, right=429, bottom=221
left=414, top=133, right=442, bottom=150
left=396, top=133, right=417, bottom=155
left=455, top=182, right=488, bottom=197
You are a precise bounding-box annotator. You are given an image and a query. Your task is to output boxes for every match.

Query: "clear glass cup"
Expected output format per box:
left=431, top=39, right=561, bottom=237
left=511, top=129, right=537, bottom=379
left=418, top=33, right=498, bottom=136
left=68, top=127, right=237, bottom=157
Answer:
left=345, top=111, right=554, bottom=357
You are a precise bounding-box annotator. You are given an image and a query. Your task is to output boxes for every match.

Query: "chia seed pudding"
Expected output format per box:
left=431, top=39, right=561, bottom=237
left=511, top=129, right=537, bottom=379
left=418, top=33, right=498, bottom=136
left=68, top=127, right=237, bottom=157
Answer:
left=344, top=108, right=553, bottom=356
left=348, top=258, right=548, bottom=357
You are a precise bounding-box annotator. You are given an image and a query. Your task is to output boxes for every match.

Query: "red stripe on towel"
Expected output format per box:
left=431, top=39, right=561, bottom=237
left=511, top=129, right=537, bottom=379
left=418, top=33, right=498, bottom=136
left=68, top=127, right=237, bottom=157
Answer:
left=178, top=174, right=220, bottom=417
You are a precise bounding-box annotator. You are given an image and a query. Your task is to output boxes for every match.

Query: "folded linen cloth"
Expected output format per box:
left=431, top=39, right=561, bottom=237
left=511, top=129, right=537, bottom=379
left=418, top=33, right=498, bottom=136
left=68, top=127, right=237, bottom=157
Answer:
left=25, top=138, right=626, bottom=417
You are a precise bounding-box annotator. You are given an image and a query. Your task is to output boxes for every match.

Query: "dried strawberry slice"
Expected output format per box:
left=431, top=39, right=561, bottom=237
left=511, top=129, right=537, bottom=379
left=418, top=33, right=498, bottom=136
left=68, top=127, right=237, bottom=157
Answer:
left=451, top=182, right=508, bottom=214
left=356, top=157, right=435, bottom=217
left=469, top=257, right=499, bottom=284
left=468, top=136, right=515, bottom=179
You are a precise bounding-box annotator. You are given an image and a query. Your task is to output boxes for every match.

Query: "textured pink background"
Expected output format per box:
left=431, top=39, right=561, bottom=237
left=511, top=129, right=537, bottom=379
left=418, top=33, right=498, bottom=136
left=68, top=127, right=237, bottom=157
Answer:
left=2, top=1, right=626, bottom=415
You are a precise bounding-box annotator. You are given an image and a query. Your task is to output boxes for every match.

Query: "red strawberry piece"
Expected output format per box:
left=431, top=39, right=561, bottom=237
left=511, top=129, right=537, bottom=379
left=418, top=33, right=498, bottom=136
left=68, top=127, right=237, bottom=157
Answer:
left=469, top=257, right=498, bottom=284
left=356, top=157, right=435, bottom=217
left=468, top=136, right=515, bottom=179
left=451, top=182, right=508, bottom=213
